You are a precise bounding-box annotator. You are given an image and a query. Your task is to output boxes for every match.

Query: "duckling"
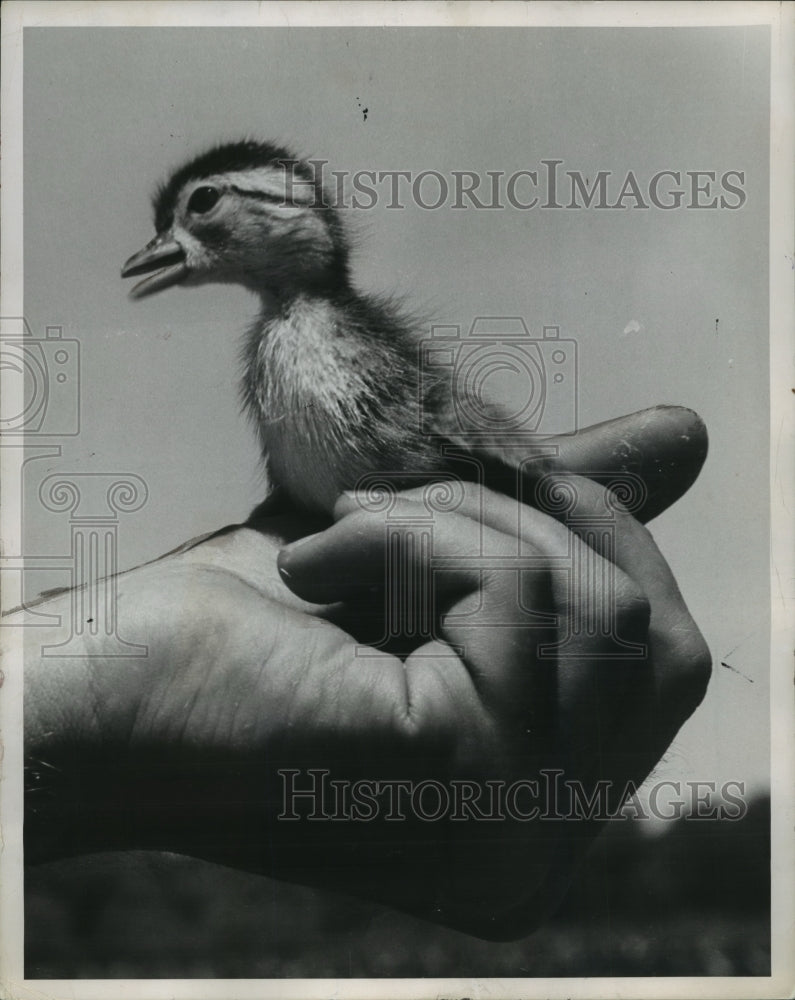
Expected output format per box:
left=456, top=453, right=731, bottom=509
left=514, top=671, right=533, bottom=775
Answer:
left=121, top=140, right=538, bottom=514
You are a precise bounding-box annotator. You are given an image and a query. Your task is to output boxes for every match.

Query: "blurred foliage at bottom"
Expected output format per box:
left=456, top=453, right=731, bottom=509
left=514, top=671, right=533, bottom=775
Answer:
left=25, top=795, right=770, bottom=978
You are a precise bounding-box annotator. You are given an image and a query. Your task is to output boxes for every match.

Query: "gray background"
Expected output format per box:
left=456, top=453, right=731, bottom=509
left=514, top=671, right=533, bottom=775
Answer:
left=23, top=26, right=770, bottom=805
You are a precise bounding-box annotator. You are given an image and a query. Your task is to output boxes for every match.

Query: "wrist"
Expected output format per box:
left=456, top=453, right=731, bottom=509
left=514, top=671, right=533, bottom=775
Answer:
left=20, top=589, right=155, bottom=863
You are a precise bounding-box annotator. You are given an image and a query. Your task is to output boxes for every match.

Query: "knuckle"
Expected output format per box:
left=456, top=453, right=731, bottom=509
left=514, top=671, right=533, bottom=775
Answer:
left=609, top=501, right=648, bottom=539
left=612, top=573, right=651, bottom=628
left=665, top=630, right=713, bottom=713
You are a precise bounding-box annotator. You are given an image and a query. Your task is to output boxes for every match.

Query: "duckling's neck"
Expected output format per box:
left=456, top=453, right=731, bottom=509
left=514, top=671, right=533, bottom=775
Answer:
left=242, top=290, right=382, bottom=510
left=246, top=255, right=352, bottom=306
left=242, top=283, right=443, bottom=512
left=252, top=287, right=368, bottom=400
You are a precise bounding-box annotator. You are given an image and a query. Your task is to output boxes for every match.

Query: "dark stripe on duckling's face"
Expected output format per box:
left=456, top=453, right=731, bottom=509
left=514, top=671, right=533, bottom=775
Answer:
left=229, top=184, right=287, bottom=205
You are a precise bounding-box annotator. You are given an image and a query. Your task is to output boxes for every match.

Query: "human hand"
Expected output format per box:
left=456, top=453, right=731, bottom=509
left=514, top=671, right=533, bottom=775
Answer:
left=21, top=405, right=711, bottom=940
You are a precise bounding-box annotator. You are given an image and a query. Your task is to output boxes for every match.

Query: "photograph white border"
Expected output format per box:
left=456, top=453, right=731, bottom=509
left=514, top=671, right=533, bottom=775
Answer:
left=1, top=3, right=792, bottom=998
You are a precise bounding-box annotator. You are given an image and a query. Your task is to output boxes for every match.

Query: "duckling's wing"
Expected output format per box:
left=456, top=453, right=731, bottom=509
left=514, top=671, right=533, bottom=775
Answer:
left=425, top=389, right=556, bottom=503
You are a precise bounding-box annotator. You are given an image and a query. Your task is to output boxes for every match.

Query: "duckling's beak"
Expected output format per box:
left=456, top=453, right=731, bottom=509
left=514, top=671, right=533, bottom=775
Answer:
left=121, top=233, right=188, bottom=299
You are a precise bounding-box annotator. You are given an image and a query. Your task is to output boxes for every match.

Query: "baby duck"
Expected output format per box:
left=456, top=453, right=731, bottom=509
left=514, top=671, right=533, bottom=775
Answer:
left=122, top=140, right=525, bottom=513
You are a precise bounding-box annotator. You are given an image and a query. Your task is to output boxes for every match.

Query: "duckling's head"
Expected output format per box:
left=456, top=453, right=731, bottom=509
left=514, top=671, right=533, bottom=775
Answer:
left=121, top=140, right=349, bottom=300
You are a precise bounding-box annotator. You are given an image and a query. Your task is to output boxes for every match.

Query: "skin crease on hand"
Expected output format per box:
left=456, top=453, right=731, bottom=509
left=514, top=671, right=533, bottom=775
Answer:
left=17, top=406, right=712, bottom=941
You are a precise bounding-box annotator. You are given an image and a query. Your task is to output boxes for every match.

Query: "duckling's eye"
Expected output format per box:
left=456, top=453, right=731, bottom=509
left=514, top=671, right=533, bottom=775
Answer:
left=187, top=186, right=221, bottom=215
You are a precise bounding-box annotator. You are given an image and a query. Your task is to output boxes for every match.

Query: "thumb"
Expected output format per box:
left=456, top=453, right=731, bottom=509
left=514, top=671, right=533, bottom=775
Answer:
left=541, top=405, right=708, bottom=523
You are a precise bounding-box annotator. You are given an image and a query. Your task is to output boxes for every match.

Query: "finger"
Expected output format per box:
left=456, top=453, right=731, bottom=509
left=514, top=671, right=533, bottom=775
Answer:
left=532, top=472, right=712, bottom=780
left=533, top=473, right=708, bottom=656
left=537, top=405, right=708, bottom=523
left=434, top=530, right=648, bottom=750
left=278, top=499, right=482, bottom=602
left=280, top=498, right=560, bottom=723
left=378, top=480, right=702, bottom=770
left=389, top=474, right=701, bottom=651
left=510, top=470, right=711, bottom=717
left=334, top=477, right=710, bottom=794
left=348, top=480, right=656, bottom=660
left=336, top=406, right=705, bottom=536
left=284, top=495, right=645, bottom=750
left=337, top=481, right=570, bottom=556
